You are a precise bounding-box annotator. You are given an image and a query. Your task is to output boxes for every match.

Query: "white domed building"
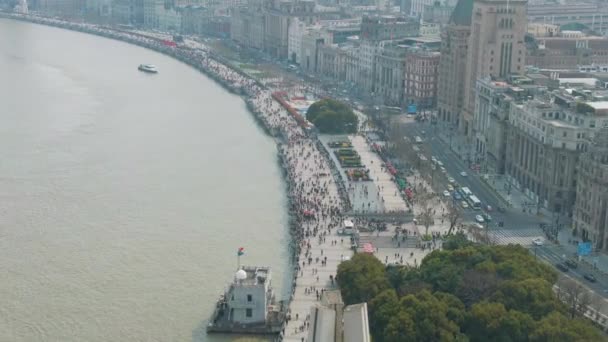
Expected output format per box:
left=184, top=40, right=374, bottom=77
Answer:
left=208, top=266, right=285, bottom=334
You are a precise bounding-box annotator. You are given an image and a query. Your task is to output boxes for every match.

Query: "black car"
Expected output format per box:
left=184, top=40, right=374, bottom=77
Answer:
left=565, top=259, right=578, bottom=269
left=556, top=263, right=569, bottom=272
left=584, top=273, right=597, bottom=282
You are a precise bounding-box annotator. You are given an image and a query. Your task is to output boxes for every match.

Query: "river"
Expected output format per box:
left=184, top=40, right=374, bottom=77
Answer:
left=0, top=19, right=291, bottom=342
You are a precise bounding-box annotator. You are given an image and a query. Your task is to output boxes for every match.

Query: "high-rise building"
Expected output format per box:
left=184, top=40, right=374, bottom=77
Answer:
left=461, top=0, right=527, bottom=137
left=437, top=0, right=473, bottom=126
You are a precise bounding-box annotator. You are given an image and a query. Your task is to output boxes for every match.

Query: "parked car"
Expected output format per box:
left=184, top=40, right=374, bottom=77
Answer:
left=475, top=215, right=485, bottom=223
left=532, top=238, right=543, bottom=246
left=447, top=184, right=454, bottom=192
left=556, top=263, right=569, bottom=272
left=565, top=259, right=578, bottom=269
left=443, top=190, right=451, bottom=197
left=448, top=177, right=455, bottom=184
left=454, top=193, right=462, bottom=201
left=584, top=273, right=597, bottom=282
left=460, top=171, right=468, bottom=177
left=461, top=201, right=469, bottom=209
left=440, top=167, right=447, bottom=173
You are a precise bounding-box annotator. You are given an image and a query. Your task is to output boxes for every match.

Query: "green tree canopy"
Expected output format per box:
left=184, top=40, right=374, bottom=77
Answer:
left=530, top=312, right=604, bottom=342
left=336, top=253, right=390, bottom=304
left=337, top=236, right=605, bottom=342
left=306, top=99, right=358, bottom=134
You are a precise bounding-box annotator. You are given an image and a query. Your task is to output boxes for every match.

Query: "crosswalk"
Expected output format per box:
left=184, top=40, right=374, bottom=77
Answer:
left=488, top=227, right=544, bottom=246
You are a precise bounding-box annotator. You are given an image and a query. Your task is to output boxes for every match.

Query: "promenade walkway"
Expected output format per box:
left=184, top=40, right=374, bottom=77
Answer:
left=350, top=135, right=407, bottom=213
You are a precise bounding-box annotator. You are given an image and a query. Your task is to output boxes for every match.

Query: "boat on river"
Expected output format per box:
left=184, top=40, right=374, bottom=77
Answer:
left=138, top=64, right=158, bottom=73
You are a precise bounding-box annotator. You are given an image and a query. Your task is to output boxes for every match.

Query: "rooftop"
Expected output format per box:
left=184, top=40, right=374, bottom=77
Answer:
left=235, top=266, right=270, bottom=286
left=449, top=0, right=473, bottom=26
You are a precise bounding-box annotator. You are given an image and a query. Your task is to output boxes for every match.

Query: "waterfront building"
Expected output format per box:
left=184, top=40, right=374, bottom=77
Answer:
left=419, top=21, right=439, bottom=38
left=36, top=0, right=84, bottom=17
left=527, top=2, right=608, bottom=35
left=111, top=0, right=144, bottom=25
left=373, top=43, right=408, bottom=107
left=404, top=47, right=440, bottom=109
left=409, top=0, right=433, bottom=17
left=231, top=4, right=265, bottom=50
left=317, top=43, right=350, bottom=82
left=437, top=0, right=473, bottom=126
left=263, top=0, right=317, bottom=59
left=574, top=128, right=608, bottom=252
left=461, top=0, right=527, bottom=138
left=505, top=87, right=608, bottom=214
left=473, top=75, right=546, bottom=174
left=300, top=27, right=333, bottom=74
left=527, top=23, right=559, bottom=38
left=359, top=15, right=419, bottom=95
left=422, top=0, right=457, bottom=27
left=155, top=2, right=182, bottom=31
left=84, top=0, right=112, bottom=21
left=526, top=35, right=608, bottom=71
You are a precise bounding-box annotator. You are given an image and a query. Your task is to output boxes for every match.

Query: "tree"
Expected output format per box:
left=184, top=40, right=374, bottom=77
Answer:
left=336, top=253, right=390, bottom=304
left=400, top=290, right=467, bottom=342
left=465, top=302, right=535, bottom=342
left=416, top=193, right=436, bottom=237
left=530, top=312, right=605, bottom=342
left=369, top=289, right=401, bottom=335
left=306, top=99, right=358, bottom=134
left=493, top=278, right=563, bottom=320
left=556, top=277, right=593, bottom=319
left=442, top=231, right=472, bottom=250
left=445, top=202, right=463, bottom=236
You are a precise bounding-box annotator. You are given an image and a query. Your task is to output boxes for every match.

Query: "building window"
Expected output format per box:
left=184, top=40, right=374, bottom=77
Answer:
left=246, top=308, right=253, bottom=318
left=247, top=294, right=252, bottom=302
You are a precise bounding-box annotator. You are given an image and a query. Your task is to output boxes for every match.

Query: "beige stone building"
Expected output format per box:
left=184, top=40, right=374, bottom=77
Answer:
left=462, top=0, right=527, bottom=137
left=505, top=90, right=608, bottom=214
left=573, top=128, right=608, bottom=252
left=437, top=0, right=473, bottom=127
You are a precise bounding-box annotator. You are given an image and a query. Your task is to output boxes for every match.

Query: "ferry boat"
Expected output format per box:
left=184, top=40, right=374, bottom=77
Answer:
left=138, top=64, right=158, bottom=73
left=207, top=266, right=286, bottom=335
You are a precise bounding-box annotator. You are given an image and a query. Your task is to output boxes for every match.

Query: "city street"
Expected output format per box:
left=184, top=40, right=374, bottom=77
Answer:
left=398, top=117, right=546, bottom=232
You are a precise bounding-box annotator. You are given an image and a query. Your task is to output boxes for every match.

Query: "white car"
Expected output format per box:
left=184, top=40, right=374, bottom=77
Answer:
left=460, top=171, right=468, bottom=177
left=532, top=238, right=544, bottom=246
left=474, top=223, right=484, bottom=229
left=437, top=161, right=444, bottom=167
left=475, top=215, right=485, bottom=223
left=448, top=177, right=455, bottom=184
left=443, top=190, right=451, bottom=197
left=461, top=201, right=469, bottom=209
left=440, top=167, right=447, bottom=173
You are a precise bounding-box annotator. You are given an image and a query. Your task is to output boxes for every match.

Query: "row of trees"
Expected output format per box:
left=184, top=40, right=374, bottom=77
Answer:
left=337, top=235, right=605, bottom=342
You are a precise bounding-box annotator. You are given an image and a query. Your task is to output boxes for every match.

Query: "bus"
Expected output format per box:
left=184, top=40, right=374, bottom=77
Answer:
left=459, top=187, right=472, bottom=199
left=468, top=195, right=482, bottom=210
